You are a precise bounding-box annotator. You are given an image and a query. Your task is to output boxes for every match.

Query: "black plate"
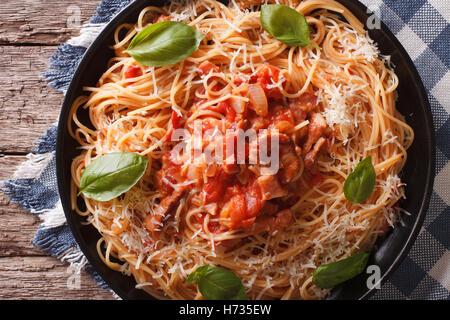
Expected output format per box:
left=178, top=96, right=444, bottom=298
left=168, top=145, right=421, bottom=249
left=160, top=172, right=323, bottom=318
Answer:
left=56, top=0, right=435, bottom=300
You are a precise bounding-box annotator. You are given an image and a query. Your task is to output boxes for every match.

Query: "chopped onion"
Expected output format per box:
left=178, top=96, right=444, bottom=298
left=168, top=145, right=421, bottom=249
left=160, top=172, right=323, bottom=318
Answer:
left=229, top=96, right=246, bottom=113
left=247, top=84, right=268, bottom=116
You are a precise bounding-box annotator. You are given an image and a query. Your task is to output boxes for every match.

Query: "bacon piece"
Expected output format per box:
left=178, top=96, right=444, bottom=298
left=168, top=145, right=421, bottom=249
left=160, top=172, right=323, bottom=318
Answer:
left=288, top=92, right=317, bottom=122
left=219, top=238, right=241, bottom=249
left=154, top=154, right=182, bottom=194
left=245, top=177, right=265, bottom=218
left=254, top=105, right=296, bottom=133
left=278, top=144, right=300, bottom=184
left=249, top=209, right=293, bottom=234
left=222, top=132, right=239, bottom=174
left=219, top=185, right=253, bottom=230
left=304, top=137, right=326, bottom=168
left=202, top=168, right=230, bottom=204
left=256, top=175, right=288, bottom=200
left=260, top=201, right=279, bottom=215
left=145, top=186, right=188, bottom=233
left=303, top=112, right=326, bottom=154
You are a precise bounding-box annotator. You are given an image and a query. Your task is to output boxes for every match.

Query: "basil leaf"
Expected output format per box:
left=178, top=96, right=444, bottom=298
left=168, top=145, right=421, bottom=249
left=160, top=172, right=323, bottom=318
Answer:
left=260, top=4, right=313, bottom=47
left=312, top=252, right=370, bottom=289
left=186, top=265, right=248, bottom=300
left=79, top=152, right=148, bottom=202
left=125, top=21, right=204, bottom=67
left=344, top=155, right=376, bottom=203
left=186, top=265, right=210, bottom=284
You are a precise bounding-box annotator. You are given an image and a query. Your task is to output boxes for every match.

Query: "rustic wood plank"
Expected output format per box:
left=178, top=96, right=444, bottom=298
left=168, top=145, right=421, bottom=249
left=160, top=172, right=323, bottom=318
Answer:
left=0, top=0, right=120, bottom=300
left=0, top=46, right=62, bottom=153
left=0, top=156, right=44, bottom=257
left=0, top=1, right=99, bottom=45
left=0, top=155, right=115, bottom=299
left=0, top=155, right=26, bottom=181
left=0, top=256, right=115, bottom=300
left=0, top=196, right=43, bottom=257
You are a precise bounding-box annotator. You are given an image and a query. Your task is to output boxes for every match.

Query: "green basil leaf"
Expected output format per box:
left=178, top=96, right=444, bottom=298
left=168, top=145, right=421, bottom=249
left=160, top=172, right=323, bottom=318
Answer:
left=230, top=286, right=248, bottom=300
left=186, top=265, right=248, bottom=300
left=312, top=252, right=370, bottom=289
left=79, top=152, right=148, bottom=202
left=344, top=155, right=376, bottom=203
left=260, top=4, right=313, bottom=47
left=186, top=265, right=210, bottom=284
left=124, top=21, right=204, bottom=67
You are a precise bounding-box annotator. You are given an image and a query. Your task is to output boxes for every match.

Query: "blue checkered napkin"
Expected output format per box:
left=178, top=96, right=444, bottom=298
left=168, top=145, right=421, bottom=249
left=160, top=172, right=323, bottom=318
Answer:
left=359, top=0, right=450, bottom=300
left=1, top=0, right=133, bottom=296
left=1, top=0, right=449, bottom=299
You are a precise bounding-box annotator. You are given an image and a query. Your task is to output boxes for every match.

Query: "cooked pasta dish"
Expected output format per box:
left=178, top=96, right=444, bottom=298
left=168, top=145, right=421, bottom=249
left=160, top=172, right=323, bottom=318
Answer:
left=69, top=0, right=414, bottom=300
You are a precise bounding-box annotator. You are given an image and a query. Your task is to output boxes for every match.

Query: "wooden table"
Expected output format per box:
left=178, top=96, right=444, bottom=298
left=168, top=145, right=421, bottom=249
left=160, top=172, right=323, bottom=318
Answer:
left=0, top=0, right=115, bottom=299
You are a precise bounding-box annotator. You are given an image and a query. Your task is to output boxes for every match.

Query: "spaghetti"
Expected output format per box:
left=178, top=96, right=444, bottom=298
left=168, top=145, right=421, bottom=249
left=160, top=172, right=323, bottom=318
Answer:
left=69, top=0, right=414, bottom=299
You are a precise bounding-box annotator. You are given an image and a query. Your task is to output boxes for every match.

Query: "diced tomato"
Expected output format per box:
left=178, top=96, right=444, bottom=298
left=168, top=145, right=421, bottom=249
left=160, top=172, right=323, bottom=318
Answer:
left=171, top=110, right=184, bottom=129
left=159, top=161, right=181, bottom=194
left=124, top=65, right=143, bottom=79
left=207, top=221, right=222, bottom=233
left=165, top=110, right=185, bottom=142
left=160, top=174, right=177, bottom=194
left=198, top=61, right=220, bottom=75
left=245, top=178, right=265, bottom=218
left=194, top=212, right=204, bottom=225
left=233, top=74, right=249, bottom=86
left=220, top=184, right=254, bottom=230
left=207, top=100, right=236, bottom=124
left=208, top=101, right=227, bottom=113
left=250, top=64, right=282, bottom=99
left=225, top=104, right=236, bottom=123
left=203, top=169, right=230, bottom=204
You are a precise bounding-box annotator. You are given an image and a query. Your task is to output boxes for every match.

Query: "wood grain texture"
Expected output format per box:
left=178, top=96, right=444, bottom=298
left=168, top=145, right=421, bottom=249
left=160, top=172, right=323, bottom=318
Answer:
left=0, top=156, right=115, bottom=299
left=0, top=46, right=62, bottom=153
left=0, top=1, right=98, bottom=44
left=0, top=256, right=115, bottom=300
left=0, top=156, right=44, bottom=257
left=0, top=0, right=119, bottom=299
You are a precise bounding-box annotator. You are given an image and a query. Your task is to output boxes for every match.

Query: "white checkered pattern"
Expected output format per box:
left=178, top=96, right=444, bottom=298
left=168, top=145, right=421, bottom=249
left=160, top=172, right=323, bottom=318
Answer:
left=360, top=0, right=450, bottom=300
